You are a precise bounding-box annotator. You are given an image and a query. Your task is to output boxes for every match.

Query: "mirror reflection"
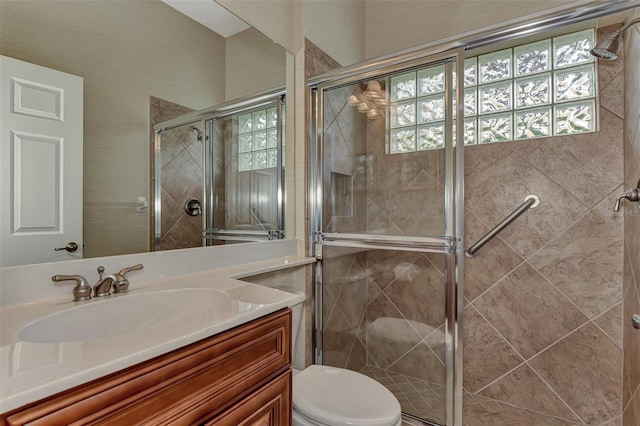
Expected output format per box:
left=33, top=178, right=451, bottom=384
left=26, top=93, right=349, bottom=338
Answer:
left=0, top=0, right=286, bottom=267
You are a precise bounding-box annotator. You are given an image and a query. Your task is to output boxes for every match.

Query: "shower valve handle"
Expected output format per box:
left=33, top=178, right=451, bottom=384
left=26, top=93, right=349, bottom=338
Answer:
left=613, top=181, right=640, bottom=212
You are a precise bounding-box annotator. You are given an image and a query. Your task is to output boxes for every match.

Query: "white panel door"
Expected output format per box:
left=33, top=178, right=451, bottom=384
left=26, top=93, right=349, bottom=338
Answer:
left=0, top=56, right=83, bottom=267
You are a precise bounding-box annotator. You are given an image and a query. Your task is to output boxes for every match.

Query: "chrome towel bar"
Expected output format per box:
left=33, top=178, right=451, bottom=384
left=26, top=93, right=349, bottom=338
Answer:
left=466, top=194, right=540, bottom=258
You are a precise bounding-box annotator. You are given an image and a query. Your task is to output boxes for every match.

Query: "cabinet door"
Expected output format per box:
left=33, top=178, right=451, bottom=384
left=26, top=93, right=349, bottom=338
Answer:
left=204, top=371, right=291, bottom=426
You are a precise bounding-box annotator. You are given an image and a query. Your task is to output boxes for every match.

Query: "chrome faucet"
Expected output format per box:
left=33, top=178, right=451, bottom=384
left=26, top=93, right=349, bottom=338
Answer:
left=93, top=264, right=144, bottom=297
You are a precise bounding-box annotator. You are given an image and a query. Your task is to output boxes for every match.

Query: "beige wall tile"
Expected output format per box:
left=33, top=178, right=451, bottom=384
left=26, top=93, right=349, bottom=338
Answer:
left=528, top=212, right=623, bottom=318
left=463, top=306, right=523, bottom=392
left=530, top=323, right=623, bottom=424
left=474, top=262, right=588, bottom=358
left=478, top=364, right=579, bottom=421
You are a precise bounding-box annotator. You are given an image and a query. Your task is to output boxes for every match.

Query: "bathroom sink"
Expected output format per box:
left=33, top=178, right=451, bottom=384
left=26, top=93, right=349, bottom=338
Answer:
left=18, top=288, right=235, bottom=344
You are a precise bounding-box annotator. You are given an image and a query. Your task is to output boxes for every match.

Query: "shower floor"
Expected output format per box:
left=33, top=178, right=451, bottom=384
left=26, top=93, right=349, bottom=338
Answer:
left=359, top=365, right=584, bottom=426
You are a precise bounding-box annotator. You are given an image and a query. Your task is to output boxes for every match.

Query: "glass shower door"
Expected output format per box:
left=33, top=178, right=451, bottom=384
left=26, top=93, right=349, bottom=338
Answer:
left=204, top=97, right=285, bottom=244
left=312, top=51, right=464, bottom=425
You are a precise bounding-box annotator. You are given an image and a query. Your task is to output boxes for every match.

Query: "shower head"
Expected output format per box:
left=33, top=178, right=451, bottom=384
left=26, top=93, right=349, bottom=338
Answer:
left=189, top=126, right=207, bottom=142
left=590, top=18, right=640, bottom=61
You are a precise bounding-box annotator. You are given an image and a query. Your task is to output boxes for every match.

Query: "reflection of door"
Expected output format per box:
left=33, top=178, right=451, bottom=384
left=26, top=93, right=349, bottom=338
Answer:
left=0, top=56, right=83, bottom=267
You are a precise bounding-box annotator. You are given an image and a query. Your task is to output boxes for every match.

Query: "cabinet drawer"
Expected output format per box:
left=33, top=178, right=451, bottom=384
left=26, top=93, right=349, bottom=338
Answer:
left=1, top=309, right=291, bottom=426
left=203, top=370, right=291, bottom=426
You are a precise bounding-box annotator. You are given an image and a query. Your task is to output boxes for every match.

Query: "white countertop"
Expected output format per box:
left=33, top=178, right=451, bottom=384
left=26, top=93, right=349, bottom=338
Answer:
left=0, top=254, right=314, bottom=413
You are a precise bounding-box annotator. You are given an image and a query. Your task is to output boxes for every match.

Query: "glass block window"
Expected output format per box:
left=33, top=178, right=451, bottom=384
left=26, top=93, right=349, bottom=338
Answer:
left=237, top=106, right=280, bottom=171
left=387, top=28, right=597, bottom=153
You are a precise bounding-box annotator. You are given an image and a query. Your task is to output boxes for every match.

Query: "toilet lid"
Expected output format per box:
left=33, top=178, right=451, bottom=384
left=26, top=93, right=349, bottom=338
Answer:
left=293, top=365, right=402, bottom=426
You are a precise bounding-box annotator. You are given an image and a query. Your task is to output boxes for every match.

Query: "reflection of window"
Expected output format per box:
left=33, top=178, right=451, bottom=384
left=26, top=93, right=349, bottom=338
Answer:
left=237, top=107, right=279, bottom=171
left=389, top=29, right=597, bottom=154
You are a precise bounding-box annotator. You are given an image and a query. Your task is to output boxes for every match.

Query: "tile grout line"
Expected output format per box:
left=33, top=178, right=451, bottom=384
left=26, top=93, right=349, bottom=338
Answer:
left=524, top=358, right=587, bottom=424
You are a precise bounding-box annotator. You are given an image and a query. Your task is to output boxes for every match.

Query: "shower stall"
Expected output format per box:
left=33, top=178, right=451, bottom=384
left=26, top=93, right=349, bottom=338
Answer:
left=153, top=90, right=286, bottom=250
left=310, top=3, right=634, bottom=425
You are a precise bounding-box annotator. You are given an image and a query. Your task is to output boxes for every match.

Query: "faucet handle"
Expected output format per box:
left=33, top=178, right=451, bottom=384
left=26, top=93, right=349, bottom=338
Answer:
left=52, top=275, right=92, bottom=302
left=613, top=184, right=640, bottom=212
left=118, top=263, right=144, bottom=276
left=112, top=264, right=144, bottom=294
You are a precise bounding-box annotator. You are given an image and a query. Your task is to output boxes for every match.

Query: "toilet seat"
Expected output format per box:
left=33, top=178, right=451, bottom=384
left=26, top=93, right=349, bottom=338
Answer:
left=293, top=365, right=402, bottom=426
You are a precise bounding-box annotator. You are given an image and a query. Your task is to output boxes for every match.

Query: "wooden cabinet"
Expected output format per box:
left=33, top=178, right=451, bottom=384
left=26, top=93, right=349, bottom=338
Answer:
left=0, top=309, right=292, bottom=426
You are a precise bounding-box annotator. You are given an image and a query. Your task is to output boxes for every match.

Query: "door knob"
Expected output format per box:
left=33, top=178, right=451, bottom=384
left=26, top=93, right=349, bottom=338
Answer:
left=54, top=242, right=78, bottom=253
left=633, top=314, right=640, bottom=330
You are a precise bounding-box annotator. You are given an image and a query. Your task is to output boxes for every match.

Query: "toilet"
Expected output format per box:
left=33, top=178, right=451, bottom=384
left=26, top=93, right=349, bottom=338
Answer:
left=291, top=303, right=402, bottom=426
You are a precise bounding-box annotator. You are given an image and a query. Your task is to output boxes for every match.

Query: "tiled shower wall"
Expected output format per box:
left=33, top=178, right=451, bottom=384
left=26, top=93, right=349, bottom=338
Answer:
left=320, top=25, right=626, bottom=425
left=623, top=9, right=640, bottom=425
left=150, top=97, right=204, bottom=250
left=461, top=23, right=624, bottom=425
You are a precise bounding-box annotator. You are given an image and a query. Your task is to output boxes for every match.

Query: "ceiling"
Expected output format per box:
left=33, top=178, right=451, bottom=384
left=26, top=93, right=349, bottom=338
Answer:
left=161, top=0, right=250, bottom=38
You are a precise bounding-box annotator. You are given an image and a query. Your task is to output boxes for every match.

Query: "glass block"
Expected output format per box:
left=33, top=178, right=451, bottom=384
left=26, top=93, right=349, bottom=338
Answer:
left=480, top=82, right=512, bottom=113
left=515, top=107, right=551, bottom=139
left=464, top=87, right=477, bottom=117
left=479, top=49, right=512, bottom=83
left=253, top=150, right=267, bottom=169
left=267, top=128, right=278, bottom=148
left=267, top=107, right=278, bottom=128
left=238, top=113, right=252, bottom=134
left=464, top=57, right=477, bottom=87
left=464, top=118, right=477, bottom=145
left=418, top=95, right=445, bottom=123
left=391, top=100, right=416, bottom=127
left=390, top=72, right=416, bottom=101
left=267, top=148, right=278, bottom=168
left=516, top=74, right=551, bottom=108
left=418, top=123, right=444, bottom=150
left=554, top=29, right=594, bottom=68
left=452, top=88, right=477, bottom=118
left=480, top=113, right=512, bottom=143
left=238, top=152, right=252, bottom=171
left=252, top=130, right=267, bottom=150
left=554, top=100, right=595, bottom=135
left=418, top=65, right=445, bottom=96
left=390, top=128, right=416, bottom=153
left=555, top=64, right=594, bottom=102
left=238, top=134, right=252, bottom=153
left=453, top=119, right=477, bottom=146
left=252, top=110, right=267, bottom=130
left=515, top=39, right=551, bottom=76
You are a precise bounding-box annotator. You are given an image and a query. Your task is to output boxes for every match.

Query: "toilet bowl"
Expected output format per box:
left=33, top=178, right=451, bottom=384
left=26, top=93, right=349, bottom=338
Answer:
left=291, top=303, right=402, bottom=426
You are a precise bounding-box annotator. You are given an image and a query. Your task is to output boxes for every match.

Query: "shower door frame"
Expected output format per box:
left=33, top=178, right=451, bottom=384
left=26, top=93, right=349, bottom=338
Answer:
left=309, top=48, right=465, bottom=426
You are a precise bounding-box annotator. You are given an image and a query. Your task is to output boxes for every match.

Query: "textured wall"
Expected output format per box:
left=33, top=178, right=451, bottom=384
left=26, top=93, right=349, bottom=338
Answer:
left=225, top=27, right=287, bottom=101
left=304, top=0, right=366, bottom=67
left=622, top=7, right=640, bottom=425
left=364, top=0, right=589, bottom=59
left=0, top=0, right=225, bottom=258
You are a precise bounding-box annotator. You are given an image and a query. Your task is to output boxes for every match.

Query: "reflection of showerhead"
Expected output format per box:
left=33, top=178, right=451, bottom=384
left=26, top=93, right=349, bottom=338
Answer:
left=189, top=126, right=208, bottom=142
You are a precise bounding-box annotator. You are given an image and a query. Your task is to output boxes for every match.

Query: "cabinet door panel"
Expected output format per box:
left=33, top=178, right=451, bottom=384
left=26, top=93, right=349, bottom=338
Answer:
left=203, top=370, right=291, bottom=426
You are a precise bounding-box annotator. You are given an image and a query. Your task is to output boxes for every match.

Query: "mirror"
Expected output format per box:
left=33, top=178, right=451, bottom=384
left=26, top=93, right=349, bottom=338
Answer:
left=0, top=0, right=287, bottom=266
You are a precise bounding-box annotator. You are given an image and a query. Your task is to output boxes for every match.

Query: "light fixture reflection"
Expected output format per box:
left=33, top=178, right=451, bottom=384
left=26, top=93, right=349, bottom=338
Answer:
left=348, top=80, right=386, bottom=120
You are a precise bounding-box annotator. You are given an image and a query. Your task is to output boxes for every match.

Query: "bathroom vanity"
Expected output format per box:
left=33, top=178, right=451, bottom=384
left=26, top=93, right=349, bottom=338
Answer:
left=0, top=309, right=292, bottom=425
left=0, top=241, right=313, bottom=426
